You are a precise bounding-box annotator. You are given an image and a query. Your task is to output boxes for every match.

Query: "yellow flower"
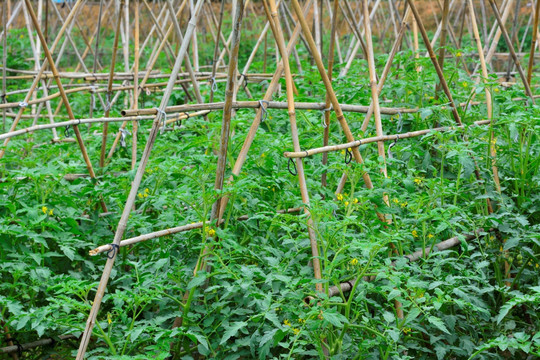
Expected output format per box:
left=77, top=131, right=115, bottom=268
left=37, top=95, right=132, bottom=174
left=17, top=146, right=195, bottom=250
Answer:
left=414, top=178, right=423, bottom=185
left=298, top=318, right=305, bottom=323
left=403, top=327, right=412, bottom=335
left=353, top=198, right=358, bottom=204
left=336, top=193, right=344, bottom=201
left=456, top=51, right=462, bottom=57
left=400, top=202, right=408, bottom=208
left=349, top=258, right=359, bottom=266
left=275, top=307, right=281, bottom=312
left=49, top=209, right=53, bottom=216
left=144, top=188, right=149, bottom=193
left=344, top=201, right=349, bottom=206
left=107, top=313, right=112, bottom=324
left=407, top=90, right=412, bottom=95
left=292, top=328, right=300, bottom=335
left=138, top=193, right=143, bottom=199
left=261, top=153, right=266, bottom=158
left=494, top=87, right=500, bottom=93
left=206, top=228, right=216, bottom=237
left=427, top=234, right=434, bottom=239
left=412, top=230, right=418, bottom=238
left=284, top=319, right=291, bottom=326
left=41, top=206, right=48, bottom=214
left=462, top=81, right=468, bottom=88
left=393, top=198, right=399, bottom=204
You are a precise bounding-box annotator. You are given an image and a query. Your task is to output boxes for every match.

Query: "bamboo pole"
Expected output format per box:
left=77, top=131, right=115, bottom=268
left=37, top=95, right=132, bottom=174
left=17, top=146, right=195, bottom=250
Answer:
left=208, top=0, right=225, bottom=103
left=284, top=120, right=492, bottom=158
left=24, top=0, right=107, bottom=212
left=0, top=0, right=85, bottom=161
left=76, top=1, right=205, bottom=357
left=406, top=0, right=461, bottom=125
left=99, top=1, right=123, bottom=168
left=321, top=0, right=340, bottom=188
left=488, top=0, right=535, bottom=102
left=264, top=0, right=324, bottom=292
left=132, top=0, right=140, bottom=170
left=527, top=0, right=540, bottom=85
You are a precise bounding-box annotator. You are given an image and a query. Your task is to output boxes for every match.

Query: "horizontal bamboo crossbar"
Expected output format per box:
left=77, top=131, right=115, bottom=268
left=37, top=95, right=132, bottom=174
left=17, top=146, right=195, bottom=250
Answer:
left=0, top=111, right=209, bottom=141
left=89, top=207, right=302, bottom=256
left=284, top=120, right=492, bottom=158
left=121, top=101, right=417, bottom=117
left=0, top=334, right=77, bottom=354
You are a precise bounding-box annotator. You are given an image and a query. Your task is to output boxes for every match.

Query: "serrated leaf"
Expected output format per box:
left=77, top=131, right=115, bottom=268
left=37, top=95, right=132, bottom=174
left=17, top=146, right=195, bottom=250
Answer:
left=322, top=311, right=348, bottom=328
left=428, top=316, right=450, bottom=334
left=187, top=273, right=207, bottom=290
left=220, top=321, right=247, bottom=345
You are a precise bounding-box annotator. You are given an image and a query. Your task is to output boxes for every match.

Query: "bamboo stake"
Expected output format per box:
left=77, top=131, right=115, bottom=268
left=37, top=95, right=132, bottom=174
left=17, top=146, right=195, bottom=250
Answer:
left=99, top=1, right=123, bottom=168
left=264, top=0, right=324, bottom=293
left=208, top=0, right=225, bottom=103
left=321, top=0, right=340, bottom=188
left=0, top=0, right=85, bottom=160
left=2, top=0, right=9, bottom=133
left=527, top=0, right=540, bottom=85
left=76, top=1, right=205, bottom=356
left=132, top=0, right=140, bottom=170
left=488, top=0, right=536, bottom=102
left=284, top=120, right=492, bottom=158
left=406, top=0, right=461, bottom=125
left=435, top=0, right=449, bottom=96
left=468, top=0, right=500, bottom=194
left=24, top=0, right=107, bottom=212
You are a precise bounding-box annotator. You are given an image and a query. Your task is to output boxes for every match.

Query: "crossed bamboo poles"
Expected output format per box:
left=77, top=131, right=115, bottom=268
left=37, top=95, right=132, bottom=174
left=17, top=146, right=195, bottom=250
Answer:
left=1, top=0, right=539, bottom=357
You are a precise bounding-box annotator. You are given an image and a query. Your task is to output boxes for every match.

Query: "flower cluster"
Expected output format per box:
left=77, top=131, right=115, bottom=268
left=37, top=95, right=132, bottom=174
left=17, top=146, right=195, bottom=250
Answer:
left=41, top=206, right=53, bottom=216
left=138, top=188, right=150, bottom=199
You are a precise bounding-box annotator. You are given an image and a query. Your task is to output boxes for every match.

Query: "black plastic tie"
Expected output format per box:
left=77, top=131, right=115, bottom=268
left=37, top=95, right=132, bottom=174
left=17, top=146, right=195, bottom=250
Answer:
left=106, top=244, right=120, bottom=259
left=345, top=148, right=353, bottom=164
left=287, top=158, right=297, bottom=176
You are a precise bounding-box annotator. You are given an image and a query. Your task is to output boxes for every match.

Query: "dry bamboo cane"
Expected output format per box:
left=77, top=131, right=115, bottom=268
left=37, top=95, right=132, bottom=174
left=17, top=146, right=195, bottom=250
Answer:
left=362, top=0, right=404, bottom=320
left=89, top=207, right=303, bottom=256
left=99, top=1, right=123, bottom=168
left=132, top=0, right=140, bottom=170
left=208, top=0, right=225, bottom=103
left=527, top=0, right=540, bottom=85
left=321, top=0, right=340, bottom=188
left=406, top=0, right=462, bottom=125
left=23, top=0, right=108, bottom=212
left=214, top=0, right=314, bottom=229
left=168, top=0, right=246, bottom=346
left=1, top=0, right=7, bottom=133
left=88, top=0, right=105, bottom=127
left=488, top=0, right=536, bottom=102
left=263, top=0, right=324, bottom=293
left=284, top=120, right=492, bottom=158
left=0, top=0, right=85, bottom=161
left=360, top=7, right=411, bottom=132
left=468, top=0, right=501, bottom=193
left=291, top=0, right=385, bottom=223
left=0, top=112, right=206, bottom=141
left=435, top=0, right=449, bottom=97
left=0, top=334, right=76, bottom=355
left=121, top=100, right=415, bottom=117
left=76, top=1, right=205, bottom=357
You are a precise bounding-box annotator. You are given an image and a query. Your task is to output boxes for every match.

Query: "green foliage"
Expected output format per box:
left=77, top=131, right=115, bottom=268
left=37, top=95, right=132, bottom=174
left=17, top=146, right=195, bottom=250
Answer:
left=1, top=19, right=539, bottom=360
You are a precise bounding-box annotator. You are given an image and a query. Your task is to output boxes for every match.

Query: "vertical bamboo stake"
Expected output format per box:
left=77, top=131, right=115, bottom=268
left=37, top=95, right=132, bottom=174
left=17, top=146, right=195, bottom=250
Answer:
left=76, top=1, right=205, bottom=356
left=100, top=2, right=123, bottom=168
left=291, top=0, right=384, bottom=224
left=435, top=0, right=449, bottom=96
left=321, top=0, right=340, bottom=188
left=527, top=0, right=540, bottom=85
left=2, top=0, right=7, bottom=133
left=89, top=0, right=105, bottom=130
left=264, top=0, right=324, bottom=293
left=132, top=0, right=140, bottom=170
left=209, top=0, right=225, bottom=103
left=23, top=0, right=107, bottom=212
left=488, top=0, right=535, bottom=102
left=0, top=0, right=84, bottom=160
left=406, top=0, right=462, bottom=125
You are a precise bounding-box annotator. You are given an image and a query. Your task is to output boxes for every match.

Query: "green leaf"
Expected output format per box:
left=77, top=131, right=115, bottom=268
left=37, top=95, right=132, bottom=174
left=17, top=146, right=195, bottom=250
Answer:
left=187, top=273, right=207, bottom=290
left=220, top=321, right=248, bottom=345
left=322, top=311, right=348, bottom=328
left=427, top=316, right=450, bottom=334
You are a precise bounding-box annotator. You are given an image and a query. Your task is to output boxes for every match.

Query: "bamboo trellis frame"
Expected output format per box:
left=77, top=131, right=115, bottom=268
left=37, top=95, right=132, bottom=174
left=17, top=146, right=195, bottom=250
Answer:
left=0, top=0, right=538, bottom=357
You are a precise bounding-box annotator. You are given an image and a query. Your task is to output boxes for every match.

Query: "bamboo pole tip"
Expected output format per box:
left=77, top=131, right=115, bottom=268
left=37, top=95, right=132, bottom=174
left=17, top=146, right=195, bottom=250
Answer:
left=89, top=248, right=100, bottom=256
